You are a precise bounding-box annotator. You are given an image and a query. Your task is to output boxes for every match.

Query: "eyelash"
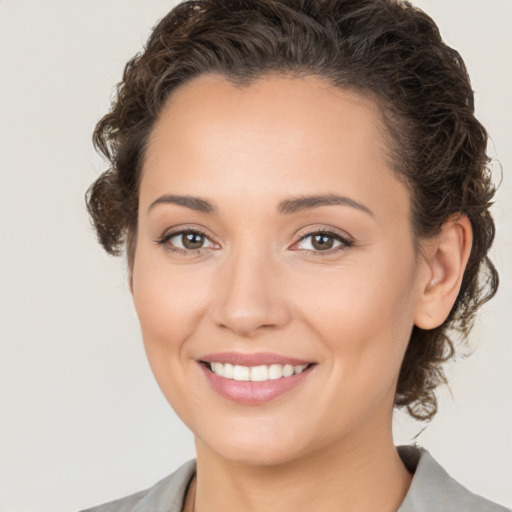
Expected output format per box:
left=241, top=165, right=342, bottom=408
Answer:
left=155, top=229, right=216, bottom=256
left=155, top=228, right=354, bottom=257
left=294, top=229, right=354, bottom=256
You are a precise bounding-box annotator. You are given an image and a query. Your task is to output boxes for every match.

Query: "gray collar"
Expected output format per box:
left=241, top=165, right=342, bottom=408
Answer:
left=397, top=445, right=509, bottom=512
left=86, top=446, right=509, bottom=511
left=131, top=459, right=196, bottom=512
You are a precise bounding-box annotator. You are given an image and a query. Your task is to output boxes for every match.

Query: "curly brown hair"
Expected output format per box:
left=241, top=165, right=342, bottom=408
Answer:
left=86, top=0, right=498, bottom=421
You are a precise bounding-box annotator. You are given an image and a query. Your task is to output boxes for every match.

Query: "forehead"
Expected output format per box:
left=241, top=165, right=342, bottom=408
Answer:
left=148, top=73, right=387, bottom=157
left=141, top=73, right=408, bottom=222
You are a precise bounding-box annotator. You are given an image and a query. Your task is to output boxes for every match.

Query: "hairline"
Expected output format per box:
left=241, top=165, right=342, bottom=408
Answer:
left=126, top=70, right=422, bottom=273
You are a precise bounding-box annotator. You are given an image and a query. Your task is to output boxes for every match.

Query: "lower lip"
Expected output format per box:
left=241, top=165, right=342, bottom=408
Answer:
left=199, top=363, right=313, bottom=405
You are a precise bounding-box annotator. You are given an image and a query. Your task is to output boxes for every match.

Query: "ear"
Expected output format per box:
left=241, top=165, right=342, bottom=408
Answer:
left=414, top=214, right=473, bottom=330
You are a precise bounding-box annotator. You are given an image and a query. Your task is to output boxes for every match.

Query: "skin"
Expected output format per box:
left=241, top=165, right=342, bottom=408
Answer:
left=131, top=73, right=472, bottom=512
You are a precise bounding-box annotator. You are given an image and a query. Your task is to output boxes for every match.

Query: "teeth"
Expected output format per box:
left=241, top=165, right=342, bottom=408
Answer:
left=211, top=362, right=224, bottom=377
left=283, top=364, right=294, bottom=377
left=250, top=365, right=269, bottom=382
left=294, top=364, right=308, bottom=374
left=233, top=365, right=250, bottom=381
left=208, top=362, right=310, bottom=381
left=269, top=364, right=283, bottom=380
left=223, top=363, right=234, bottom=379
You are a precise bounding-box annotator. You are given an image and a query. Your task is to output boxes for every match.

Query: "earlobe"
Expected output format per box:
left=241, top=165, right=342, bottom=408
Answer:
left=414, top=214, right=473, bottom=330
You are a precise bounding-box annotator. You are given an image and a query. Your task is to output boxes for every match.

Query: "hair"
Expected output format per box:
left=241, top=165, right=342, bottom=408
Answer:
left=86, top=0, right=498, bottom=421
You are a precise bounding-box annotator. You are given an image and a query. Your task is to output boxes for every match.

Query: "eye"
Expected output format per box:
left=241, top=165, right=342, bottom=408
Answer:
left=157, top=229, right=217, bottom=253
left=294, top=230, right=353, bottom=253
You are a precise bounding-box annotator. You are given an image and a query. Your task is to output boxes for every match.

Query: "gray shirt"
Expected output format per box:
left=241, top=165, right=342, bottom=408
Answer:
left=81, top=445, right=510, bottom=512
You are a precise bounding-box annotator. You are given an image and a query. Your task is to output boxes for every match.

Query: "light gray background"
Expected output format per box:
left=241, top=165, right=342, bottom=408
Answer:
left=0, top=1, right=510, bottom=511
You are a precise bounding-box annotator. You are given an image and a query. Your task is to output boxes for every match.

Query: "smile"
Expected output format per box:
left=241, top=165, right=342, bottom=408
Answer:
left=207, top=362, right=309, bottom=381
left=198, top=354, right=316, bottom=405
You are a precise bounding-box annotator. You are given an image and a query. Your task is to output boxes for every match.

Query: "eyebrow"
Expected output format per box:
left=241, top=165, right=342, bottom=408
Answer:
left=278, top=194, right=374, bottom=217
left=149, top=195, right=218, bottom=214
left=148, top=193, right=374, bottom=217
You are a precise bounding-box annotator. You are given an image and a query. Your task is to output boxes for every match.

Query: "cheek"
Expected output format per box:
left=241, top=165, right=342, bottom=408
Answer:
left=295, top=253, right=418, bottom=377
left=289, top=259, right=417, bottom=437
left=131, top=250, right=211, bottom=366
left=131, top=253, right=216, bottom=424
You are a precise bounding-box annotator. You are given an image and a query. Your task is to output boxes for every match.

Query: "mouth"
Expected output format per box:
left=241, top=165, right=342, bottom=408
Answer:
left=202, top=361, right=312, bottom=382
left=197, top=353, right=316, bottom=405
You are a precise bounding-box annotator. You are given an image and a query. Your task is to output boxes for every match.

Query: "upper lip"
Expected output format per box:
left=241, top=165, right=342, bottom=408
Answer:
left=199, top=352, right=314, bottom=367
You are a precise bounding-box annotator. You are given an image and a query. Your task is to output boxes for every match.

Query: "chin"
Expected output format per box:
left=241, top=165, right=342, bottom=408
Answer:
left=209, top=441, right=302, bottom=467
left=195, top=420, right=312, bottom=467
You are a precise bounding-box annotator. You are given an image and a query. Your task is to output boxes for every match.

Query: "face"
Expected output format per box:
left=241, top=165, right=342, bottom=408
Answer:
left=132, top=73, right=428, bottom=466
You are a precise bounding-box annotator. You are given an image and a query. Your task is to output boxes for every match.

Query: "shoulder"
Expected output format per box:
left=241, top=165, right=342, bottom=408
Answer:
left=80, top=460, right=196, bottom=512
left=397, top=445, right=510, bottom=512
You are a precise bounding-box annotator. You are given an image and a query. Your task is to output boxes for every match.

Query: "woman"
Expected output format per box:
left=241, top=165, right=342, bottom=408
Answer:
left=82, top=0, right=508, bottom=510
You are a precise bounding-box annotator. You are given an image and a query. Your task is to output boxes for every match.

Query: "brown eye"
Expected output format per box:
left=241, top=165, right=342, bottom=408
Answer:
left=180, top=231, right=206, bottom=249
left=160, top=229, right=216, bottom=252
left=294, top=230, right=352, bottom=253
left=311, top=234, right=335, bottom=250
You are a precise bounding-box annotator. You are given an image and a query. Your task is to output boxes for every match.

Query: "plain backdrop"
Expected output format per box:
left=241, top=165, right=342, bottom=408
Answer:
left=0, top=1, right=511, bottom=511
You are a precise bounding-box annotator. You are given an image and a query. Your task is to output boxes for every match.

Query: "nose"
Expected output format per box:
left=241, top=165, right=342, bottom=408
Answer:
left=210, top=245, right=291, bottom=338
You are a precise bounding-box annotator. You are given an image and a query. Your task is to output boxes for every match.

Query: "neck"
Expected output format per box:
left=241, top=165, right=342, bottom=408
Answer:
left=192, top=418, right=412, bottom=512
